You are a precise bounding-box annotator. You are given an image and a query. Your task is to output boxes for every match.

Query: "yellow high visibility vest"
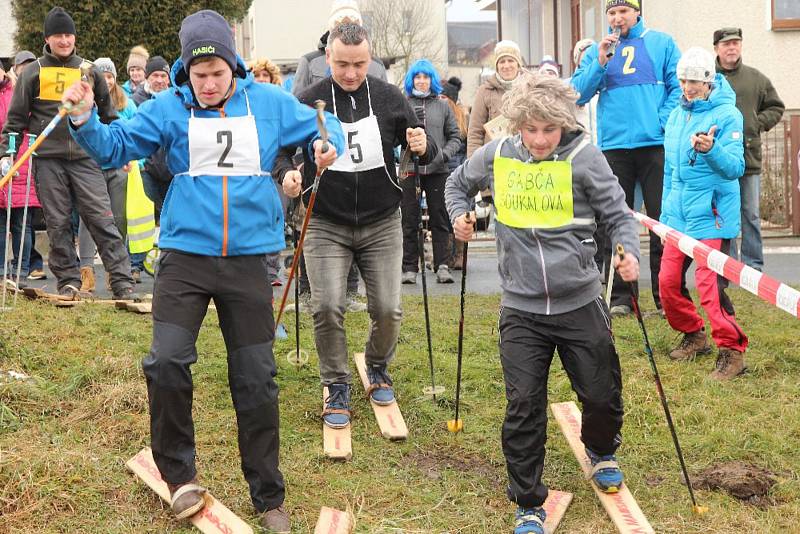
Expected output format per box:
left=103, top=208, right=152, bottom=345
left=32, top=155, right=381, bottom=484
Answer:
left=126, top=162, right=155, bottom=253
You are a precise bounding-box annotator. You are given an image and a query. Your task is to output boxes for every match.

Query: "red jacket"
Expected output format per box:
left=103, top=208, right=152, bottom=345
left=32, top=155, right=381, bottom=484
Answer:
left=0, top=78, right=41, bottom=209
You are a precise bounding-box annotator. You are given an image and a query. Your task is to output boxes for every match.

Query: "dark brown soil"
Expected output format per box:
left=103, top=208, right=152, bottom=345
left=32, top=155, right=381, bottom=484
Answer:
left=406, top=447, right=504, bottom=486
left=691, top=461, right=778, bottom=508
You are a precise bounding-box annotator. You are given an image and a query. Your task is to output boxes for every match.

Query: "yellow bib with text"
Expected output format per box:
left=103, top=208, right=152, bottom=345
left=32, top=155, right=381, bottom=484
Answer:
left=39, top=67, right=81, bottom=101
left=494, top=155, right=574, bottom=229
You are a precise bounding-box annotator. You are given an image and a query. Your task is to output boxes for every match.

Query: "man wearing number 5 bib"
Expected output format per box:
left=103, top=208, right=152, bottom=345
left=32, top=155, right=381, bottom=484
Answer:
left=445, top=76, right=639, bottom=534
left=63, top=10, right=344, bottom=533
left=571, top=0, right=682, bottom=318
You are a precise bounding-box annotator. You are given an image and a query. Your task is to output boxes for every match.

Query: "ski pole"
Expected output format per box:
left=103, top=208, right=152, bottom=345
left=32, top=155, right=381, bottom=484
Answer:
left=13, top=134, right=37, bottom=308
left=275, top=101, right=329, bottom=331
left=616, top=243, right=708, bottom=515
left=448, top=212, right=473, bottom=433
left=2, top=133, right=18, bottom=311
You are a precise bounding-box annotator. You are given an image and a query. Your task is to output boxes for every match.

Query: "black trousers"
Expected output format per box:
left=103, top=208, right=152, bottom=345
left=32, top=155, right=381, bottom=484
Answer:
left=401, top=172, right=453, bottom=272
left=601, top=146, right=664, bottom=309
left=499, top=300, right=623, bottom=508
left=142, top=251, right=284, bottom=513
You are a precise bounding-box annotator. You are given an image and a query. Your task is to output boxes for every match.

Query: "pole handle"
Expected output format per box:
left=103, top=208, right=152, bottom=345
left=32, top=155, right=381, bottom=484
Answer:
left=314, top=100, right=329, bottom=153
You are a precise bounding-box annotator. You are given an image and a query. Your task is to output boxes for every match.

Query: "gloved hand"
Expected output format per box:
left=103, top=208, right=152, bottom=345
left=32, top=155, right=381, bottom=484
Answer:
left=1, top=157, right=13, bottom=177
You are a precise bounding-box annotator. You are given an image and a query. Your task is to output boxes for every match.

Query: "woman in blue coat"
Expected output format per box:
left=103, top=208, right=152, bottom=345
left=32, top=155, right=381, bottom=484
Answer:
left=660, top=47, right=748, bottom=380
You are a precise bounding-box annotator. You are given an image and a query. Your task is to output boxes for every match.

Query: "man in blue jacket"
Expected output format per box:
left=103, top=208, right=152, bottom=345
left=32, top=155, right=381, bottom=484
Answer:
left=61, top=10, right=343, bottom=533
left=571, top=0, right=681, bottom=316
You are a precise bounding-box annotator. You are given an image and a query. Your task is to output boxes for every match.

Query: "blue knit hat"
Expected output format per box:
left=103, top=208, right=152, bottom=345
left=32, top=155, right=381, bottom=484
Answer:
left=179, top=10, right=237, bottom=74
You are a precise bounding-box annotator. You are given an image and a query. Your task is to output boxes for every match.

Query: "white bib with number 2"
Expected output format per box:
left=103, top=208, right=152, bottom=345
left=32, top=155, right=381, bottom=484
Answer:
left=187, top=91, right=263, bottom=177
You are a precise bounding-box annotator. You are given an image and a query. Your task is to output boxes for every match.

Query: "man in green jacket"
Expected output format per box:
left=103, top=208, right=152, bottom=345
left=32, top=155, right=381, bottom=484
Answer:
left=714, top=27, right=784, bottom=271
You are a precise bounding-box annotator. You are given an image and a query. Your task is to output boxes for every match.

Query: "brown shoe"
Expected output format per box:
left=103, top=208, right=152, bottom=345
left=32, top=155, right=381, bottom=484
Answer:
left=167, top=479, right=206, bottom=520
left=80, top=266, right=96, bottom=293
left=669, top=330, right=711, bottom=361
left=260, top=505, right=290, bottom=533
left=710, top=348, right=746, bottom=380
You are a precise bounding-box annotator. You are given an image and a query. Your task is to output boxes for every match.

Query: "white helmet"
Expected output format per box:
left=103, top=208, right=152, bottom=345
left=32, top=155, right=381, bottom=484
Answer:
left=676, top=47, right=716, bottom=83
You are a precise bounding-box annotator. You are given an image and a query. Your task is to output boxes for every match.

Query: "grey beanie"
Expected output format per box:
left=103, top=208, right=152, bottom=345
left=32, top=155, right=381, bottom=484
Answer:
left=94, top=57, right=117, bottom=78
left=179, top=10, right=237, bottom=74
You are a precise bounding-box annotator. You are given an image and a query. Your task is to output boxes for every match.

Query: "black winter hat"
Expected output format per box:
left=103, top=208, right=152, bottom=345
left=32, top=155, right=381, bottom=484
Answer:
left=179, top=10, right=237, bottom=74
left=441, top=76, right=462, bottom=102
left=44, top=7, right=76, bottom=37
left=145, top=56, right=170, bottom=78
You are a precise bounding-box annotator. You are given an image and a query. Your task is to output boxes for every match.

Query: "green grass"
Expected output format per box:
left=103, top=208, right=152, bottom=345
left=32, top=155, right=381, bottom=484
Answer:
left=0, top=289, right=798, bottom=533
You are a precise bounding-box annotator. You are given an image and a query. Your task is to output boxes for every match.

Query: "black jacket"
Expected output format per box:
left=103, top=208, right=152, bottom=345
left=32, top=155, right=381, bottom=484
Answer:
left=407, top=93, right=462, bottom=175
left=274, top=75, right=437, bottom=226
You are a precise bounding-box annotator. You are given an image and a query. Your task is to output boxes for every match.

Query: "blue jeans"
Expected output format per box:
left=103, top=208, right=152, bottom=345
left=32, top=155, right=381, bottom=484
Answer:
left=731, top=173, right=763, bottom=271
left=304, top=210, right=403, bottom=385
left=1, top=208, right=33, bottom=277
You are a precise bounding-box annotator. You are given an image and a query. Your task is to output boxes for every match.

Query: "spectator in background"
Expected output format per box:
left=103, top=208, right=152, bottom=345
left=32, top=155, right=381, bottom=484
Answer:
left=660, top=47, right=747, bottom=380
left=401, top=59, right=461, bottom=285
left=571, top=0, right=682, bottom=317
left=714, top=27, right=784, bottom=272
left=132, top=56, right=171, bottom=106
left=537, top=56, right=560, bottom=78
left=122, top=45, right=149, bottom=98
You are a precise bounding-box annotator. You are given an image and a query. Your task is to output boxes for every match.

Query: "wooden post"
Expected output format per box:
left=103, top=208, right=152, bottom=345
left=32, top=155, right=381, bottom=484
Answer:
left=791, top=115, right=800, bottom=236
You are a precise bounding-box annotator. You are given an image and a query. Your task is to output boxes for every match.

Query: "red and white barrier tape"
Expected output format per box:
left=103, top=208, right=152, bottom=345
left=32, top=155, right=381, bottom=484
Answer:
left=634, top=211, right=800, bottom=320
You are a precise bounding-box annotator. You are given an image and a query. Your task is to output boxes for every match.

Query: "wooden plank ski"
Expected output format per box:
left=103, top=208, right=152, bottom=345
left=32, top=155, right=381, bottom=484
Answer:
left=23, top=287, right=71, bottom=301
left=314, top=506, right=353, bottom=534
left=353, top=352, right=408, bottom=440
left=322, top=387, right=352, bottom=461
left=542, top=490, right=572, bottom=534
left=550, top=402, right=654, bottom=534
left=126, top=447, right=254, bottom=534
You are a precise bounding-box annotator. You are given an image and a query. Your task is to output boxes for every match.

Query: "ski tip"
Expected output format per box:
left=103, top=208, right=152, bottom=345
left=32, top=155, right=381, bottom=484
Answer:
left=692, top=504, right=709, bottom=516
left=447, top=419, right=463, bottom=433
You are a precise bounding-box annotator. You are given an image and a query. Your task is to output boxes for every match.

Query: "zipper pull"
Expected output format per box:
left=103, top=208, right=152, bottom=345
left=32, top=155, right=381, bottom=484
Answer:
left=350, top=95, right=356, bottom=109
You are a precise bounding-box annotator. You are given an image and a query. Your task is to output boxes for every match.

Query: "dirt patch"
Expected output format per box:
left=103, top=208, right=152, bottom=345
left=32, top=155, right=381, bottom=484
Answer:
left=692, top=461, right=778, bottom=508
left=406, top=447, right=504, bottom=486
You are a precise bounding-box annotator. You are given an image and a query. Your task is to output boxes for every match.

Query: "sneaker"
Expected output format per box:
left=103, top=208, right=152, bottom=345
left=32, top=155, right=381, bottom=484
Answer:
left=322, top=383, right=351, bottom=428
left=131, top=269, right=141, bottom=284
left=710, top=348, right=746, bottom=380
left=609, top=304, right=632, bottom=318
left=58, top=284, right=84, bottom=301
left=586, top=448, right=624, bottom=493
left=112, top=285, right=142, bottom=301
left=401, top=271, right=417, bottom=284
left=346, top=291, right=367, bottom=313
left=514, top=506, right=546, bottom=534
left=365, top=364, right=395, bottom=405
left=27, top=269, right=46, bottom=280
left=167, top=479, right=206, bottom=520
left=436, top=264, right=454, bottom=283
left=260, top=505, right=290, bottom=533
left=80, top=266, right=96, bottom=293
left=669, top=329, right=711, bottom=361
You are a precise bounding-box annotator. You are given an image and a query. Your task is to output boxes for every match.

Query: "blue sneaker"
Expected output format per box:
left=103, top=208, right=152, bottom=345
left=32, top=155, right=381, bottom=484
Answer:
left=322, top=383, right=350, bottom=428
left=586, top=447, right=624, bottom=493
left=514, top=506, right=546, bottom=534
left=365, top=364, right=395, bottom=405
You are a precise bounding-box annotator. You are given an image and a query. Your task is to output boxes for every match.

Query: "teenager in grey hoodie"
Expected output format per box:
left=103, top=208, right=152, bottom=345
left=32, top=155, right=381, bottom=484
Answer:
left=445, top=75, right=640, bottom=534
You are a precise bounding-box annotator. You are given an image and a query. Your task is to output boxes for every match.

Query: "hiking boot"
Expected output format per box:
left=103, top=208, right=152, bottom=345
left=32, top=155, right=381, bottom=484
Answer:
left=322, top=383, right=351, bottom=428
left=586, top=448, right=624, bottom=493
left=514, top=506, right=546, bottom=534
left=365, top=363, right=395, bottom=405
left=669, top=330, right=711, bottom=361
left=112, top=285, right=142, bottom=301
left=346, top=291, right=367, bottom=313
left=609, top=304, right=632, bottom=318
left=710, top=348, right=746, bottom=380
left=167, top=479, right=206, bottom=520
left=27, top=269, right=46, bottom=280
left=260, top=505, right=290, bottom=533
left=80, top=266, right=96, bottom=292
left=436, top=265, right=454, bottom=283
left=401, top=271, right=417, bottom=284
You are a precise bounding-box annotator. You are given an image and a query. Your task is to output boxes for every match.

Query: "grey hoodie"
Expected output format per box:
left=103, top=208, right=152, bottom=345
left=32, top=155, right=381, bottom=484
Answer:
left=445, top=131, right=639, bottom=315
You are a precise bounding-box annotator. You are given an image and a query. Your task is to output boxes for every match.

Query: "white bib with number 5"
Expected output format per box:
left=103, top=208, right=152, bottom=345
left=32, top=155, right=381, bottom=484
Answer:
left=328, top=79, right=386, bottom=173
left=187, top=91, right=263, bottom=177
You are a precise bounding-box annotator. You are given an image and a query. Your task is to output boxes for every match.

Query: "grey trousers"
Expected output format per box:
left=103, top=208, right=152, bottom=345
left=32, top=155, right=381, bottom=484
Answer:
left=34, top=157, right=133, bottom=291
left=304, top=210, right=403, bottom=385
left=79, top=168, right=128, bottom=267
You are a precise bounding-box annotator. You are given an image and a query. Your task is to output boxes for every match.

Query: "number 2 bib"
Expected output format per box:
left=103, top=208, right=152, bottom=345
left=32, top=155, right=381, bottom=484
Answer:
left=328, top=79, right=386, bottom=173
left=187, top=91, right=263, bottom=176
left=604, top=35, right=658, bottom=91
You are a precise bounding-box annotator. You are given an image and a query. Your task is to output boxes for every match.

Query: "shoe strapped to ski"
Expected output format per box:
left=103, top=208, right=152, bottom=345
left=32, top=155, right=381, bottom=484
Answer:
left=260, top=504, right=291, bottom=533
left=586, top=448, right=624, bottom=493
left=514, top=506, right=546, bottom=534
left=322, top=383, right=351, bottom=428
left=167, top=479, right=207, bottom=520
left=365, top=363, right=395, bottom=405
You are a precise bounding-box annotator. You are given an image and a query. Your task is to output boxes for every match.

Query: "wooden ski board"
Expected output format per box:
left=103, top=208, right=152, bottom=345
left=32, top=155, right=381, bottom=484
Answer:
left=126, top=447, right=254, bottom=534
left=322, top=387, right=352, bottom=461
left=352, top=352, right=408, bottom=440
left=23, top=287, right=71, bottom=301
left=550, top=402, right=654, bottom=534
left=542, top=490, right=573, bottom=534
left=314, top=506, right=353, bottom=534
left=116, top=301, right=153, bottom=313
